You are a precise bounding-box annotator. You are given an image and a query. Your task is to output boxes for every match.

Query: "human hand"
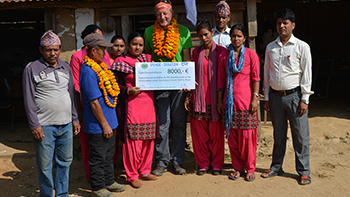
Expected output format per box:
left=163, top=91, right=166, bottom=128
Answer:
left=184, top=98, right=190, bottom=111
left=73, top=122, right=81, bottom=136
left=102, top=123, right=113, bottom=138
left=217, top=102, right=224, bottom=115
left=298, top=101, right=308, bottom=116
left=263, top=101, right=270, bottom=113
left=250, top=98, right=259, bottom=113
left=32, top=126, right=44, bottom=141
left=128, top=87, right=142, bottom=96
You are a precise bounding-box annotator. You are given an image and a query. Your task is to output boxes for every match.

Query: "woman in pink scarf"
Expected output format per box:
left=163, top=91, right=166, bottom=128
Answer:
left=69, top=24, right=111, bottom=180
left=184, top=20, right=228, bottom=175
left=110, top=32, right=158, bottom=188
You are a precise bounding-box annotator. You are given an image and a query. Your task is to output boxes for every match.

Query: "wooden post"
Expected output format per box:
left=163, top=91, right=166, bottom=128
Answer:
left=247, top=0, right=261, bottom=143
left=121, top=15, right=130, bottom=41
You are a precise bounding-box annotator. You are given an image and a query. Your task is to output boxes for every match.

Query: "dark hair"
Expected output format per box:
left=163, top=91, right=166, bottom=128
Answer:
left=196, top=19, right=212, bottom=33
left=111, top=35, right=125, bottom=44
left=230, top=24, right=247, bottom=37
left=86, top=45, right=100, bottom=54
left=127, top=31, right=143, bottom=44
left=81, top=25, right=102, bottom=39
left=155, top=0, right=172, bottom=5
left=274, top=9, right=295, bottom=23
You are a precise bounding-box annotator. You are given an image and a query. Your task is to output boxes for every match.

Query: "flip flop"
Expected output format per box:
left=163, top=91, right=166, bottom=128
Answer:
left=229, top=170, right=244, bottom=180
left=299, top=175, right=311, bottom=185
left=245, top=173, right=256, bottom=182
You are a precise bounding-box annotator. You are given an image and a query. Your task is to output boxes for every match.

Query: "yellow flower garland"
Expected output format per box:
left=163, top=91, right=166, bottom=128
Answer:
left=152, top=18, right=180, bottom=62
left=84, top=56, right=120, bottom=108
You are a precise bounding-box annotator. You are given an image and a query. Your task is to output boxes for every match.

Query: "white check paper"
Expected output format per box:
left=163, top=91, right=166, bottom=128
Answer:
left=135, top=62, right=195, bottom=90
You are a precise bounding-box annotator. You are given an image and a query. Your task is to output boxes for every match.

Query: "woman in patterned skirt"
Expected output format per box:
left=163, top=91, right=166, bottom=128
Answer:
left=217, top=24, right=260, bottom=182
left=110, top=31, right=157, bottom=188
left=184, top=20, right=228, bottom=175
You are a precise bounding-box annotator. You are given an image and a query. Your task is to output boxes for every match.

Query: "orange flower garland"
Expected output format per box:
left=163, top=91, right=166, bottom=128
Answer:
left=84, top=56, right=120, bottom=108
left=152, top=18, right=180, bottom=62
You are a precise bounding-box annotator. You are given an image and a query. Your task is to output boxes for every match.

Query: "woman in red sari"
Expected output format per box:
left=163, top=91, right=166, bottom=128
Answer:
left=110, top=32, right=157, bottom=188
left=184, top=20, right=228, bottom=175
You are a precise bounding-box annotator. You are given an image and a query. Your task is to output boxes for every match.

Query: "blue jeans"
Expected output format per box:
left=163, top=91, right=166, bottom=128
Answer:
left=33, top=122, right=73, bottom=197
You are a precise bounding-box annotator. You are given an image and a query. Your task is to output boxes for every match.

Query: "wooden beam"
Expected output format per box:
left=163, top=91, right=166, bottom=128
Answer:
left=247, top=0, right=257, bottom=38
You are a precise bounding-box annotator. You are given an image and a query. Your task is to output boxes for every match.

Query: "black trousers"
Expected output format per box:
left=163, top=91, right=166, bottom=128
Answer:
left=87, top=130, right=116, bottom=191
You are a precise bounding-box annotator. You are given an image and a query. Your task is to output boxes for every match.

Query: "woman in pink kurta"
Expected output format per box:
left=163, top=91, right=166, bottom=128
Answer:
left=69, top=25, right=111, bottom=179
left=217, top=24, right=260, bottom=181
left=111, top=32, right=157, bottom=189
left=184, top=20, right=227, bottom=175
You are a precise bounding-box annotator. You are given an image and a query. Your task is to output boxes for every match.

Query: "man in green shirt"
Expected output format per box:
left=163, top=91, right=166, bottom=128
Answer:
left=144, top=0, right=192, bottom=176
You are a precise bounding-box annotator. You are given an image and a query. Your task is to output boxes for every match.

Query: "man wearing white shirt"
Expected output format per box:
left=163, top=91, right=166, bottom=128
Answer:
left=262, top=9, right=313, bottom=185
left=212, top=0, right=231, bottom=48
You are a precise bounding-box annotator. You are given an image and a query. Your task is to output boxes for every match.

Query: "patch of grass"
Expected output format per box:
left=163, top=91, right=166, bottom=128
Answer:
left=318, top=173, right=328, bottom=178
left=322, top=162, right=336, bottom=169
left=341, top=139, right=347, bottom=143
left=258, top=152, right=264, bottom=156
left=224, top=154, right=231, bottom=160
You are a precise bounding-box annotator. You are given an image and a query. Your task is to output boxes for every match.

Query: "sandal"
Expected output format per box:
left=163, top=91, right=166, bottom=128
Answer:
left=261, top=169, right=284, bottom=178
left=299, top=175, right=311, bottom=185
left=229, top=170, right=245, bottom=180
left=245, top=173, right=256, bottom=182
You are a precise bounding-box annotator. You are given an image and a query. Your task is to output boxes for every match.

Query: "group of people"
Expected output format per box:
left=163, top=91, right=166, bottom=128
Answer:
left=22, top=0, right=313, bottom=196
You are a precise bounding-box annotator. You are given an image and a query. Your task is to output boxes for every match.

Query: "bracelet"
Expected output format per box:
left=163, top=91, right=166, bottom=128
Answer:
left=184, top=97, right=189, bottom=101
left=253, top=93, right=259, bottom=98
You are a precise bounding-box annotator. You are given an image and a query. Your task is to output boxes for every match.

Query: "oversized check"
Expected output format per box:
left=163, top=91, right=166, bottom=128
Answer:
left=135, top=62, right=195, bottom=90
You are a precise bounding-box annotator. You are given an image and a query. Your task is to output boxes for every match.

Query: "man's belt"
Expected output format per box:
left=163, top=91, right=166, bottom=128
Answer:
left=271, top=86, right=300, bottom=96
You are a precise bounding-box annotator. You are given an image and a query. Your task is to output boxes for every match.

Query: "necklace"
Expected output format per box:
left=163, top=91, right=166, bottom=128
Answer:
left=152, top=17, right=180, bottom=62
left=84, top=56, right=120, bottom=108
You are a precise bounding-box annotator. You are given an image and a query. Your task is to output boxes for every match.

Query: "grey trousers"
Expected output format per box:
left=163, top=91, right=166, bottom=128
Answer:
left=154, top=90, right=188, bottom=167
left=269, top=90, right=310, bottom=176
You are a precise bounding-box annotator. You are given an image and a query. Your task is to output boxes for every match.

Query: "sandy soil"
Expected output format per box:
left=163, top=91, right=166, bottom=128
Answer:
left=1, top=97, right=350, bottom=197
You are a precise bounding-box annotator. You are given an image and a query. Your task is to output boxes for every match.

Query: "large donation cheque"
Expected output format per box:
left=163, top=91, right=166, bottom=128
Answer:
left=135, top=62, right=195, bottom=90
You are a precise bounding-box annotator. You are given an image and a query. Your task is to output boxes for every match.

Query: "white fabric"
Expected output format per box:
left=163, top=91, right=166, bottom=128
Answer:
left=263, top=34, right=314, bottom=102
left=212, top=26, right=231, bottom=49
left=184, top=0, right=197, bottom=26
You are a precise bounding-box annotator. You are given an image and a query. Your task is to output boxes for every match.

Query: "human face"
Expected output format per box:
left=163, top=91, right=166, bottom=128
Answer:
left=214, top=13, right=230, bottom=31
left=230, top=29, right=246, bottom=49
left=198, top=28, right=214, bottom=47
left=276, top=18, right=295, bottom=39
left=156, top=8, right=173, bottom=27
left=39, top=45, right=61, bottom=67
left=128, top=37, right=144, bottom=57
left=92, top=46, right=106, bottom=63
left=111, top=39, right=125, bottom=58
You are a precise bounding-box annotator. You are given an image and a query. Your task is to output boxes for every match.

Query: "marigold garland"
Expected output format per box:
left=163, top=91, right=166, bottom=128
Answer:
left=84, top=56, right=120, bottom=108
left=152, top=17, right=180, bottom=62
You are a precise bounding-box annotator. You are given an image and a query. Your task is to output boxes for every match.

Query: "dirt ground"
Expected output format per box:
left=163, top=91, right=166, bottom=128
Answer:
left=1, top=95, right=350, bottom=196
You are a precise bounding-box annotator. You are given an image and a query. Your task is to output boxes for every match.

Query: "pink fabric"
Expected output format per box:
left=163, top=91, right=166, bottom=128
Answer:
left=70, top=48, right=111, bottom=93
left=217, top=48, right=260, bottom=109
left=193, top=43, right=218, bottom=121
left=190, top=119, right=224, bottom=171
left=203, top=58, right=211, bottom=105
left=227, top=128, right=257, bottom=173
left=123, top=138, right=154, bottom=182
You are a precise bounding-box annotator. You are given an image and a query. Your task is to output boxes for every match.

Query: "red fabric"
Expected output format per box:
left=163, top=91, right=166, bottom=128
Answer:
left=190, top=119, right=225, bottom=171
left=80, top=130, right=90, bottom=179
left=227, top=128, right=257, bottom=173
left=123, top=138, right=154, bottom=182
left=217, top=47, right=260, bottom=110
